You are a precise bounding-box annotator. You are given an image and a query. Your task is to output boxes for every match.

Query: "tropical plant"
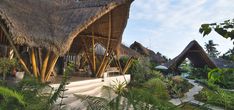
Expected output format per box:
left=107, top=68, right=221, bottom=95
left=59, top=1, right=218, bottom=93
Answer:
left=199, top=19, right=234, bottom=40
left=0, top=86, right=25, bottom=106
left=143, top=78, right=170, bottom=100
left=76, top=81, right=177, bottom=110
left=208, top=68, right=234, bottom=89
left=221, top=47, right=234, bottom=61
left=196, top=84, right=234, bottom=109
left=189, top=66, right=211, bottom=79
left=0, top=58, right=18, bottom=80
left=0, top=63, right=74, bottom=110
left=204, top=40, right=220, bottom=58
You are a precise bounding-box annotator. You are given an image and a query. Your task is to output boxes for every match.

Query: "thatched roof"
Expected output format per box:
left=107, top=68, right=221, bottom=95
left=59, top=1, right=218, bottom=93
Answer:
left=212, top=58, right=234, bottom=68
left=130, top=41, right=150, bottom=56
left=0, top=0, right=133, bottom=55
left=164, top=40, right=217, bottom=70
left=130, top=41, right=167, bottom=64
left=120, top=44, right=141, bottom=57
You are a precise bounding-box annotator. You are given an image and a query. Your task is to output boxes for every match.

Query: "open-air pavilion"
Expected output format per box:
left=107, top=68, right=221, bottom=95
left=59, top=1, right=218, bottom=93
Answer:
left=164, top=40, right=217, bottom=71
left=0, top=0, right=134, bottom=82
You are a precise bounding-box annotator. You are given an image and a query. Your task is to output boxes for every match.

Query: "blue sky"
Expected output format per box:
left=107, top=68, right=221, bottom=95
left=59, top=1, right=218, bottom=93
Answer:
left=122, top=0, right=234, bottom=58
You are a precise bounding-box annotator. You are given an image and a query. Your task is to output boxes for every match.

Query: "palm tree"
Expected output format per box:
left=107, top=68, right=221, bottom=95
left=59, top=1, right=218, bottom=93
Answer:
left=205, top=40, right=220, bottom=58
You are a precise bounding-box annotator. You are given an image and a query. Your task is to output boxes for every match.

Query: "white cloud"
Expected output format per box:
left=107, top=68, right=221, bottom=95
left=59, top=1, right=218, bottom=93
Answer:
left=123, top=0, right=234, bottom=58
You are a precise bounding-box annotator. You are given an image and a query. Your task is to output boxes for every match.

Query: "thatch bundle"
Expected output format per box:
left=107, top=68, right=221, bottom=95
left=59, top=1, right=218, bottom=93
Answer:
left=0, top=0, right=133, bottom=55
left=164, top=40, right=217, bottom=70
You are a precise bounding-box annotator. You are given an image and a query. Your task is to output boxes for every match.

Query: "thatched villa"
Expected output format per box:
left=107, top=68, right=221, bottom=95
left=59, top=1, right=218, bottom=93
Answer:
left=130, top=41, right=168, bottom=64
left=164, top=40, right=217, bottom=71
left=0, top=0, right=134, bottom=82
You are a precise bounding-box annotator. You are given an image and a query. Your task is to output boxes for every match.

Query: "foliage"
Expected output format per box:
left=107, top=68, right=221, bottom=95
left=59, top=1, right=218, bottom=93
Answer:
left=199, top=19, right=234, bottom=40
left=204, top=40, right=220, bottom=58
left=0, top=58, right=18, bottom=80
left=120, top=57, right=150, bottom=85
left=76, top=81, right=177, bottom=110
left=0, top=63, right=74, bottom=110
left=195, top=84, right=234, bottom=109
left=208, top=68, right=234, bottom=89
left=189, top=66, right=211, bottom=79
left=143, top=78, right=170, bottom=100
left=179, top=60, right=192, bottom=73
left=0, top=86, right=25, bottom=106
left=221, top=47, right=234, bottom=61
left=165, top=76, right=193, bottom=98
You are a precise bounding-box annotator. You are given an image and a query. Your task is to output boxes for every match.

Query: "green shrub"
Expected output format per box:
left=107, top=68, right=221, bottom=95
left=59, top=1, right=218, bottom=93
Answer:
left=144, top=78, right=170, bottom=100
left=189, top=66, right=211, bottom=79
left=0, top=58, right=18, bottom=80
left=196, top=85, right=234, bottom=109
left=165, top=76, right=193, bottom=98
left=208, top=68, right=234, bottom=89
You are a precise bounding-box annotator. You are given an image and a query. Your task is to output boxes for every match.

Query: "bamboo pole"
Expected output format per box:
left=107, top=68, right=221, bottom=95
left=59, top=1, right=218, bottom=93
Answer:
left=41, top=51, right=50, bottom=82
left=0, top=22, right=30, bottom=74
left=92, top=30, right=96, bottom=73
left=81, top=38, right=94, bottom=74
left=96, top=12, right=112, bottom=77
left=111, top=54, right=122, bottom=73
left=122, top=57, right=134, bottom=74
left=30, top=48, right=38, bottom=78
left=38, top=48, right=43, bottom=73
left=45, top=53, right=59, bottom=81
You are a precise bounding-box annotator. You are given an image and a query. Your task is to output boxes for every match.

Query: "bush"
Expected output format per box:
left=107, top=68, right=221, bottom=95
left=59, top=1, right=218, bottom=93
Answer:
left=208, top=68, right=234, bottom=89
left=0, top=58, right=18, bottom=80
left=143, top=78, right=170, bottom=100
left=166, top=76, right=193, bottom=98
left=195, top=85, right=234, bottom=109
left=189, top=66, right=211, bottom=79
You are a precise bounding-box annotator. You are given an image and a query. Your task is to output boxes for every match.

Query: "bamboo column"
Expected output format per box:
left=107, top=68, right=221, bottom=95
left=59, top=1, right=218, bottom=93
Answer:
left=30, top=47, right=38, bottom=78
left=45, top=53, right=59, bottom=81
left=41, top=51, right=50, bottom=82
left=92, top=30, right=96, bottom=73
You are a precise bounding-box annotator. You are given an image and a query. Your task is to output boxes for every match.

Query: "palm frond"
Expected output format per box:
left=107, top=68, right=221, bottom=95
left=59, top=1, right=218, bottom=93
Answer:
left=0, top=86, right=25, bottom=105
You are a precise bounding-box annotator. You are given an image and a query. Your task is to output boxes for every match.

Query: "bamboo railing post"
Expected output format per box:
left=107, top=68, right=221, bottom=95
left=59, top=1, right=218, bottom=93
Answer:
left=0, top=22, right=30, bottom=74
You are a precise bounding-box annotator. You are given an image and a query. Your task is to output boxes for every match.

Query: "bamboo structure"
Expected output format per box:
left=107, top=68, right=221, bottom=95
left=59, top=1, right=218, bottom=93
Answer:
left=0, top=0, right=134, bottom=81
left=164, top=40, right=217, bottom=71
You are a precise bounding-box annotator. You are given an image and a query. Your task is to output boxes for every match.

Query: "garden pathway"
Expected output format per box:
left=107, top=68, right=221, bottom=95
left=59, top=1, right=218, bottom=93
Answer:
left=169, top=78, right=224, bottom=110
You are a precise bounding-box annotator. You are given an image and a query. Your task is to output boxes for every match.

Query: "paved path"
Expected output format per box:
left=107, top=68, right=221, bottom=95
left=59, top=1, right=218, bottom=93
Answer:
left=169, top=78, right=224, bottom=110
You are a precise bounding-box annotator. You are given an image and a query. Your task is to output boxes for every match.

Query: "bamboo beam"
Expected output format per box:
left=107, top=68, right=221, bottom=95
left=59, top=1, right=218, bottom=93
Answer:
left=30, top=48, right=38, bottom=78
left=79, top=34, right=118, bottom=41
left=41, top=51, right=50, bottom=82
left=92, top=30, right=96, bottom=73
left=0, top=22, right=30, bottom=74
left=45, top=53, right=59, bottom=81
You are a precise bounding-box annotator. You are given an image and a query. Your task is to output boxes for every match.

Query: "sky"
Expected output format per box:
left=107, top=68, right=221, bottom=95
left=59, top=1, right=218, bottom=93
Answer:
left=122, top=0, right=234, bottom=59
